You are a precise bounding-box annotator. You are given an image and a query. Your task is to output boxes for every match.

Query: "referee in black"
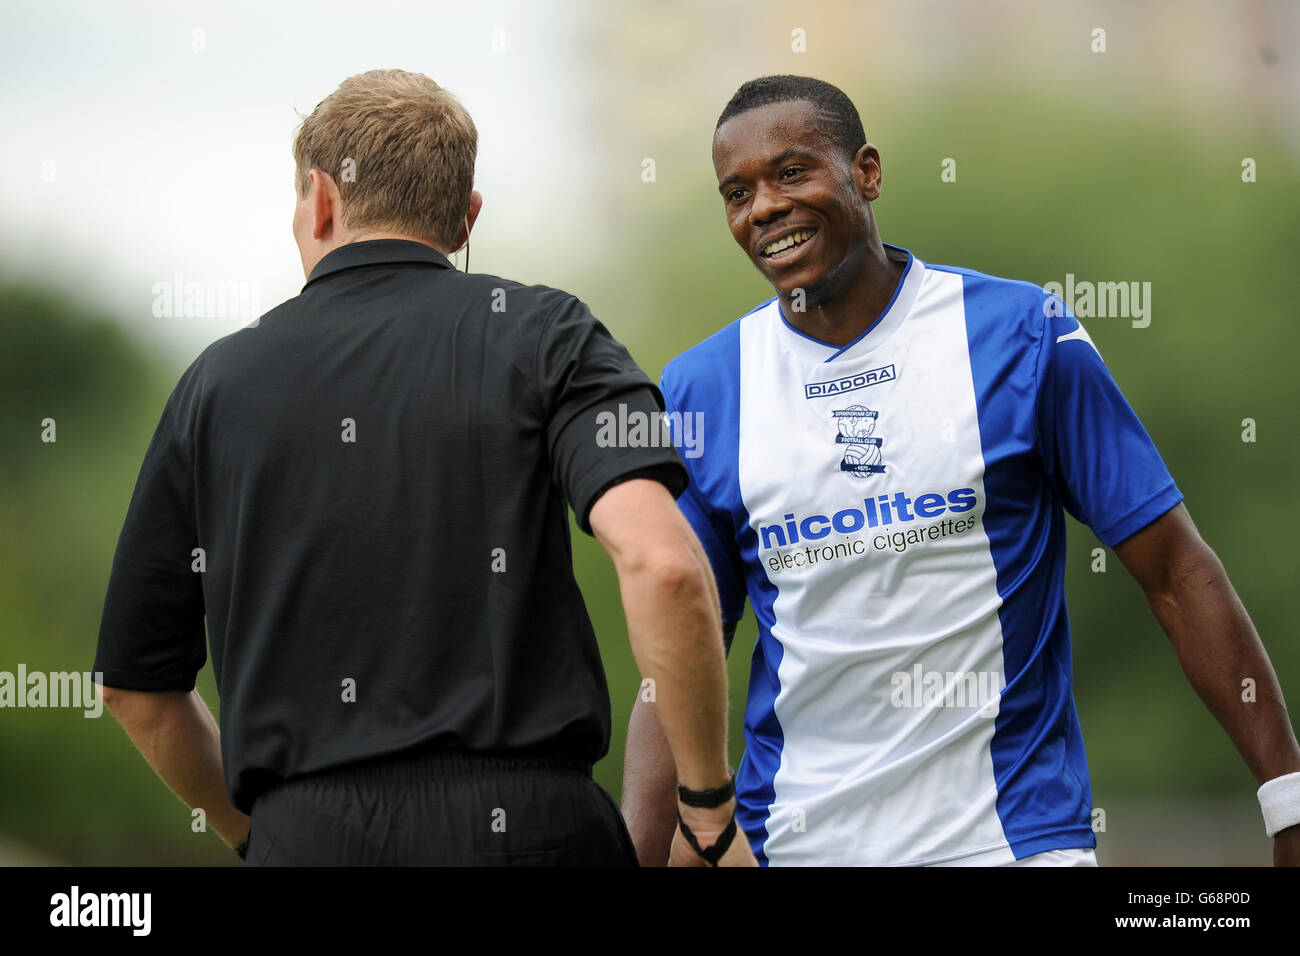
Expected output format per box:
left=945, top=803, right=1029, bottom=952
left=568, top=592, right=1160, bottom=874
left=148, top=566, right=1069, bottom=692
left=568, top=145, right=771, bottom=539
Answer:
left=92, top=69, right=754, bottom=867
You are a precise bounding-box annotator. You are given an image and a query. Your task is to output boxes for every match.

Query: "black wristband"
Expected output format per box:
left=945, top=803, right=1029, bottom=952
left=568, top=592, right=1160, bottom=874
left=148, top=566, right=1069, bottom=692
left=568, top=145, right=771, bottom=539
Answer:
left=677, top=811, right=739, bottom=866
left=678, top=773, right=735, bottom=808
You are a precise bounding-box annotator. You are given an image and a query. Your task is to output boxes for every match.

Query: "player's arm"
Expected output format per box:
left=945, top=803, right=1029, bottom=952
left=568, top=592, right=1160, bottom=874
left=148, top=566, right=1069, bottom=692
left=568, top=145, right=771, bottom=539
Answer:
left=1114, top=505, right=1300, bottom=865
left=1037, top=298, right=1300, bottom=865
left=97, top=685, right=250, bottom=850
left=590, top=481, right=754, bottom=867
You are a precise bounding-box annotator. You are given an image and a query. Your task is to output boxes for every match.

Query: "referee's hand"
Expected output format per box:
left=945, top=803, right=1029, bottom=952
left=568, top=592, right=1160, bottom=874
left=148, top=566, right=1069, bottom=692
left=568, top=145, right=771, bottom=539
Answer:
left=668, top=803, right=758, bottom=867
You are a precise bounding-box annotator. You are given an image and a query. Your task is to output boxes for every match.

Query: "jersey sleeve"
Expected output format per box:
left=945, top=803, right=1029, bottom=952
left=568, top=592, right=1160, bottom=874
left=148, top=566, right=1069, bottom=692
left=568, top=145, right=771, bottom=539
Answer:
left=536, top=293, right=688, bottom=535
left=94, top=364, right=208, bottom=690
left=1036, top=299, right=1183, bottom=548
left=660, top=372, right=747, bottom=628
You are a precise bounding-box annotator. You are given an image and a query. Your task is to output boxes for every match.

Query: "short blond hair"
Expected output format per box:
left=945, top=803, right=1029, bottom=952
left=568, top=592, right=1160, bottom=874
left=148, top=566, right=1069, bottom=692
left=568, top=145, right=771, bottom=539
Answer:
left=293, top=69, right=477, bottom=249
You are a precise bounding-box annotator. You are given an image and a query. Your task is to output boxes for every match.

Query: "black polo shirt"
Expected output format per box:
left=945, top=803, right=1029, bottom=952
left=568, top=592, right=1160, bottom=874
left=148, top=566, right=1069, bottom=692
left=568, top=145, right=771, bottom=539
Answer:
left=94, top=239, right=688, bottom=814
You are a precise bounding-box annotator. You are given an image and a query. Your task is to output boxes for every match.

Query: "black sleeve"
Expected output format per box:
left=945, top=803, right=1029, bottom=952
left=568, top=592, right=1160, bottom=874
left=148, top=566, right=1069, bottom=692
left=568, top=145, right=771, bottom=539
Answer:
left=722, top=619, right=737, bottom=657
left=535, top=294, right=688, bottom=535
left=93, top=365, right=207, bottom=690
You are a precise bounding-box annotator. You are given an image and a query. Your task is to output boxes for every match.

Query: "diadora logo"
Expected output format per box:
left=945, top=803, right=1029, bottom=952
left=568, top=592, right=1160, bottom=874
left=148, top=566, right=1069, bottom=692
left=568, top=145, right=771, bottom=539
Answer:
left=834, top=405, right=886, bottom=478
left=804, top=363, right=896, bottom=400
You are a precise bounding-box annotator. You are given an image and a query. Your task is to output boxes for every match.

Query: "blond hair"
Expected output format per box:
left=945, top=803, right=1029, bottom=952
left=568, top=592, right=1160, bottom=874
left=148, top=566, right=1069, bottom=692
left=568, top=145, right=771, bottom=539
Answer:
left=293, top=69, right=477, bottom=249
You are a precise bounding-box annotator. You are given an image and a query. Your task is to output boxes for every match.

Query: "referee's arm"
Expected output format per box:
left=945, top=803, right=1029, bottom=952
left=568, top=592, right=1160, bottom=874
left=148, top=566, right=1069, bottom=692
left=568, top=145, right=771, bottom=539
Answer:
left=93, top=362, right=250, bottom=856
left=590, top=479, right=755, bottom=866
left=622, top=620, right=736, bottom=867
left=98, top=686, right=251, bottom=852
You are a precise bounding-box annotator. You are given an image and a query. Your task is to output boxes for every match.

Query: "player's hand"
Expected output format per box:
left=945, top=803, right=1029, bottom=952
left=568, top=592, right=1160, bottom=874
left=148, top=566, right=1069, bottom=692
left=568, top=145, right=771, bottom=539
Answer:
left=1274, top=824, right=1300, bottom=866
left=668, top=803, right=758, bottom=867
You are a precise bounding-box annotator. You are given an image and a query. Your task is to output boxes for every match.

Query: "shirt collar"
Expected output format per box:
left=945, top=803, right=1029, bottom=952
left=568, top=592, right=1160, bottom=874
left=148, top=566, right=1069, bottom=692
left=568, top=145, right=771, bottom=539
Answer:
left=774, top=243, right=924, bottom=364
left=303, top=238, right=455, bottom=289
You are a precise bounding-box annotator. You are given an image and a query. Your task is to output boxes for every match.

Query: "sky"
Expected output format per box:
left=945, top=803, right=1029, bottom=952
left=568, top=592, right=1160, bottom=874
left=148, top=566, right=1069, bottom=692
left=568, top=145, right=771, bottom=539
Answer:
left=0, top=0, right=593, bottom=357
left=2, top=0, right=1296, bottom=360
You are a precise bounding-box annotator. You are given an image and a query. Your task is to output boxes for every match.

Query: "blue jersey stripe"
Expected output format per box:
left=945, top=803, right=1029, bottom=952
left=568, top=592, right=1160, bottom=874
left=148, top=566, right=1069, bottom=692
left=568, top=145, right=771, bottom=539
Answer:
left=957, top=269, right=1097, bottom=858
left=662, top=318, right=785, bottom=865
left=736, top=558, right=784, bottom=864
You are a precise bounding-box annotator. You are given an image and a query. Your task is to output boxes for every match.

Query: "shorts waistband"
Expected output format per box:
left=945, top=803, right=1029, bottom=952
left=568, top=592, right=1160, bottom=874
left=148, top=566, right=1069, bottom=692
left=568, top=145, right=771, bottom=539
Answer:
left=285, top=745, right=594, bottom=785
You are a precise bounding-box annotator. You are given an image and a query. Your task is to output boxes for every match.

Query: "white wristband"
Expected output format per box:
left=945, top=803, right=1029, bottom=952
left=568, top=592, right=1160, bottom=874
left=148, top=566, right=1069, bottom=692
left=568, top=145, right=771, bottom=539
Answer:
left=1258, top=771, right=1300, bottom=837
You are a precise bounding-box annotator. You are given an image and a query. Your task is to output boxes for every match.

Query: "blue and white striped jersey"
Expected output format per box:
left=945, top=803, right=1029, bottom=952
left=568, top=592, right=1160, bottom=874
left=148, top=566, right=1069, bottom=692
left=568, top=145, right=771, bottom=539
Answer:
left=660, top=243, right=1182, bottom=866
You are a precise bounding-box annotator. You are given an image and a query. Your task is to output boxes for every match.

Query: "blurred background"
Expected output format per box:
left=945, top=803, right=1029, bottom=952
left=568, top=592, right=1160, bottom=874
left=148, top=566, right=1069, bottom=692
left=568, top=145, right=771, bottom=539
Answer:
left=1, top=0, right=1296, bottom=864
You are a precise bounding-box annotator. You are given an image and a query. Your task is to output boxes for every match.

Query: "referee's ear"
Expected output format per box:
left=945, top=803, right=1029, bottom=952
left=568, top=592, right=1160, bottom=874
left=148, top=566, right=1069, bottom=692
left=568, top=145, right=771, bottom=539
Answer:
left=309, top=168, right=343, bottom=241
left=450, top=190, right=483, bottom=254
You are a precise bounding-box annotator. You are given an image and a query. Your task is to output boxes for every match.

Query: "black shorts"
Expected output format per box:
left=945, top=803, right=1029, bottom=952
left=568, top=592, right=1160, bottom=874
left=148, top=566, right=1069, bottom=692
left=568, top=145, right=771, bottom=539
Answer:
left=245, top=748, right=639, bottom=866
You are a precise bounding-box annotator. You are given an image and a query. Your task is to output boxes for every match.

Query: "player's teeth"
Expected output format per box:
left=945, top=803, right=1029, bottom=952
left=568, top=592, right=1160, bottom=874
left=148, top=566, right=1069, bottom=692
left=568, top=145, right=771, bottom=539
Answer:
left=764, top=229, right=814, bottom=257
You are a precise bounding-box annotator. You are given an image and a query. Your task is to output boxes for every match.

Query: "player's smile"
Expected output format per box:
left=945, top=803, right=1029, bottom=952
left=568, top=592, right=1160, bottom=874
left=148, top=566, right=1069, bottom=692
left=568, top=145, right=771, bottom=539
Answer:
left=758, top=226, right=819, bottom=264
